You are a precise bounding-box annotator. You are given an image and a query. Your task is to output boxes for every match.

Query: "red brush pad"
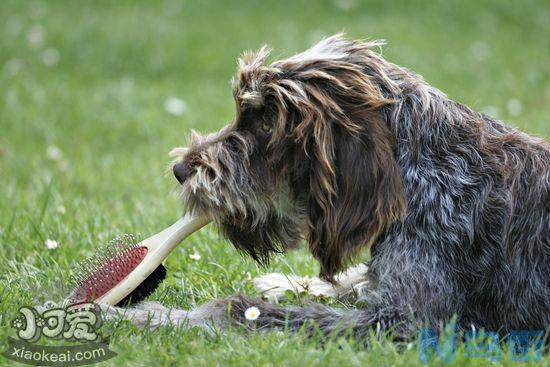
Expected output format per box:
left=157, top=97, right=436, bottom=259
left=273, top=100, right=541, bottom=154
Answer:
left=69, top=246, right=148, bottom=303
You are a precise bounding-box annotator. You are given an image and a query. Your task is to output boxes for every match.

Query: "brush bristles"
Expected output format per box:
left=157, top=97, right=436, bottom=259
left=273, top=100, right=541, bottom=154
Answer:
left=68, top=234, right=149, bottom=304
left=71, top=235, right=139, bottom=281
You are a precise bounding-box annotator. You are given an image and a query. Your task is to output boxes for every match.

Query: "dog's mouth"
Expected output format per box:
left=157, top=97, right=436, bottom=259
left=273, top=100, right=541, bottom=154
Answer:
left=169, top=135, right=263, bottom=217
left=170, top=145, right=307, bottom=265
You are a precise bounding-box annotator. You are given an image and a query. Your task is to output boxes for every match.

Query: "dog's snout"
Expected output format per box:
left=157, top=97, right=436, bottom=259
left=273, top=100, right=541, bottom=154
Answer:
left=173, top=162, right=190, bottom=184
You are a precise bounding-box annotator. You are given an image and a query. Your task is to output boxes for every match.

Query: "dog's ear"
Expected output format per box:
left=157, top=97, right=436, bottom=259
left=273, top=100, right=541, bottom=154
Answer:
left=307, top=111, right=406, bottom=281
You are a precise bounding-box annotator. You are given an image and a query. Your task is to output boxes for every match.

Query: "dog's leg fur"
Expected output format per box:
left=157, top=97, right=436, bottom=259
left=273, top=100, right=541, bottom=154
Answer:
left=253, top=264, right=370, bottom=302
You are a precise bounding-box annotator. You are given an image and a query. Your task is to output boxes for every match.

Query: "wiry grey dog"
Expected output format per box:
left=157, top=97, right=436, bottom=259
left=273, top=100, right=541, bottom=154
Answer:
left=107, top=35, right=550, bottom=340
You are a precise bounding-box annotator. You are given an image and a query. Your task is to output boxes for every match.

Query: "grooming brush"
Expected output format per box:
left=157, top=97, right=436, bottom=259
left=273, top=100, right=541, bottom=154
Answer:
left=67, top=213, right=210, bottom=306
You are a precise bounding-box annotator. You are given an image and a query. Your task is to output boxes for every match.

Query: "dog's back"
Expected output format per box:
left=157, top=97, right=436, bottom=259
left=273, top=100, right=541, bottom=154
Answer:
left=376, top=88, right=550, bottom=332
left=464, top=115, right=550, bottom=331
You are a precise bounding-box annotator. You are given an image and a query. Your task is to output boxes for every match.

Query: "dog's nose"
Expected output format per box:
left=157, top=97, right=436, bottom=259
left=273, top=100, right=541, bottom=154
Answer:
left=173, top=162, right=190, bottom=184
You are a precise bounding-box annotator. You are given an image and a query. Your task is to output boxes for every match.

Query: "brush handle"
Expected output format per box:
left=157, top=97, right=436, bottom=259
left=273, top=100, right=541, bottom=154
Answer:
left=96, top=213, right=210, bottom=305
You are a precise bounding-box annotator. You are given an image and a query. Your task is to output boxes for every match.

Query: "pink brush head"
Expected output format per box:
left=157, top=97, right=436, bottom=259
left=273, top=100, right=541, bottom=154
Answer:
left=66, top=214, right=209, bottom=306
left=68, top=235, right=148, bottom=304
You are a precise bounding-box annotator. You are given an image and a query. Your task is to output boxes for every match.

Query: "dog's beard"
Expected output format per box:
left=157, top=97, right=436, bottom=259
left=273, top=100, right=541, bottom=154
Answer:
left=181, top=178, right=306, bottom=265
left=220, top=209, right=305, bottom=265
left=177, top=133, right=306, bottom=265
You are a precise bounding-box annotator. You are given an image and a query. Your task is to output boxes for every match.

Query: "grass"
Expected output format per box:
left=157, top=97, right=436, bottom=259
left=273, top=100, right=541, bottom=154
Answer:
left=0, top=0, right=548, bottom=366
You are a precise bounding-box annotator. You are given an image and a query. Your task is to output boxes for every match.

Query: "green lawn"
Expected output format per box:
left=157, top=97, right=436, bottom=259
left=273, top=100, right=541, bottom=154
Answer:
left=1, top=1, right=548, bottom=366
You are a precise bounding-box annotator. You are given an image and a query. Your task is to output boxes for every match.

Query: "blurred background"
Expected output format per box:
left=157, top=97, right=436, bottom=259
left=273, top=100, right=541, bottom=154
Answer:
left=1, top=0, right=549, bottom=268
left=2, top=0, right=549, bottom=186
left=1, top=0, right=549, bottom=286
left=0, top=1, right=549, bottom=364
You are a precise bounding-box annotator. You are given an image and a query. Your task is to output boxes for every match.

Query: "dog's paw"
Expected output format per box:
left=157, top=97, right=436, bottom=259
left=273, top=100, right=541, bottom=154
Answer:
left=253, top=273, right=301, bottom=301
left=253, top=264, right=371, bottom=302
left=253, top=273, right=337, bottom=301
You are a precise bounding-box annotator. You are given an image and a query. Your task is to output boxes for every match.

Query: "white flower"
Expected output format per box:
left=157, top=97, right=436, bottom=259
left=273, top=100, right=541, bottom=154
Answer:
left=46, top=145, right=62, bottom=161
left=56, top=205, right=66, bottom=214
left=164, top=97, right=187, bottom=116
left=27, top=25, right=45, bottom=48
left=4, top=59, right=23, bottom=77
left=120, top=76, right=134, bottom=93
left=507, top=98, right=522, bottom=116
left=45, top=239, right=59, bottom=250
left=189, top=252, right=201, bottom=261
left=42, top=48, right=60, bottom=67
left=299, top=275, right=312, bottom=292
left=244, top=306, right=260, bottom=321
left=332, top=0, right=358, bottom=11
left=470, top=41, right=490, bottom=61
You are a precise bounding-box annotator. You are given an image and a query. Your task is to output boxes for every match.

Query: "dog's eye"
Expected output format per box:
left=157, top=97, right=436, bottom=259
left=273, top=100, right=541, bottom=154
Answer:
left=260, top=121, right=273, bottom=134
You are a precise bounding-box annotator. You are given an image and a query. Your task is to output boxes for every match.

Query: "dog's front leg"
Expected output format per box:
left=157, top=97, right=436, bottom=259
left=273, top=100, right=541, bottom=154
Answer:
left=253, top=263, right=371, bottom=302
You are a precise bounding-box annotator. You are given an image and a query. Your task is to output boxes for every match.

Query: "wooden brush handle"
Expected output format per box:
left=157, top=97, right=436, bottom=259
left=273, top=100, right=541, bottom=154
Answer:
left=96, top=213, right=211, bottom=305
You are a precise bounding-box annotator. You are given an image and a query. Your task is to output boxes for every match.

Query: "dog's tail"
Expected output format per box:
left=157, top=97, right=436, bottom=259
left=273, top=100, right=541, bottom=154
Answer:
left=224, top=295, right=364, bottom=336
left=103, top=295, right=409, bottom=341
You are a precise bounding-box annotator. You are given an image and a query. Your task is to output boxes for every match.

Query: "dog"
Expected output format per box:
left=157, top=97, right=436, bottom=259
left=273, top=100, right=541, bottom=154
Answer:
left=106, top=34, right=550, bottom=341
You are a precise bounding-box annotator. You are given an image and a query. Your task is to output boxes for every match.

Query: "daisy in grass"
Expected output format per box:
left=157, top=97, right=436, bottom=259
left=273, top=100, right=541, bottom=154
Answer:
left=244, top=306, right=260, bottom=321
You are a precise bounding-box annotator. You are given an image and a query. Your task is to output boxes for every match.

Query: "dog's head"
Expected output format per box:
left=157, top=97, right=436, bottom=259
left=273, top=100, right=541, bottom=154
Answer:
left=171, top=35, right=407, bottom=280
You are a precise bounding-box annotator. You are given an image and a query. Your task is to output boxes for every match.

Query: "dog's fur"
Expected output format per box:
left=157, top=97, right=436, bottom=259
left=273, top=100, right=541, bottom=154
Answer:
left=109, top=35, right=550, bottom=340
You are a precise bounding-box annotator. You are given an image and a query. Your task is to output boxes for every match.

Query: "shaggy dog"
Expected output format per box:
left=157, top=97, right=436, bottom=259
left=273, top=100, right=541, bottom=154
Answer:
left=108, top=35, right=549, bottom=340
